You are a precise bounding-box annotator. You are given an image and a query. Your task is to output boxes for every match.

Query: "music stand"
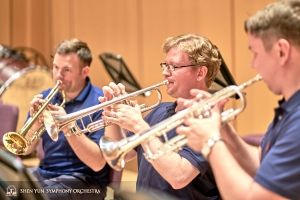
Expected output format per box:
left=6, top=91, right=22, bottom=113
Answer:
left=99, top=53, right=151, bottom=97
left=209, top=46, right=238, bottom=98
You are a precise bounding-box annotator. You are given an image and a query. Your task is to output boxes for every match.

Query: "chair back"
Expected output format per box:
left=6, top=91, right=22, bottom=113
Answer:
left=0, top=99, right=19, bottom=147
left=109, top=167, right=123, bottom=190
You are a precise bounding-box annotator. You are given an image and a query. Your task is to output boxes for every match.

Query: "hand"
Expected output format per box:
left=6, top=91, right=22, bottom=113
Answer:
left=176, top=104, right=223, bottom=152
left=29, top=94, right=45, bottom=126
left=102, top=101, right=149, bottom=133
left=177, top=89, right=212, bottom=111
left=176, top=89, right=228, bottom=152
left=46, top=105, right=74, bottom=134
left=98, top=82, right=126, bottom=102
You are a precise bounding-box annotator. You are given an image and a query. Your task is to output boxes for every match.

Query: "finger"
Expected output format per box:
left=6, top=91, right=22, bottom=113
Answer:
left=190, top=89, right=211, bottom=98
left=48, top=104, right=59, bottom=111
left=183, top=117, right=196, bottom=126
left=117, top=83, right=126, bottom=95
left=98, top=96, right=107, bottom=103
left=38, top=115, right=44, bottom=123
left=30, top=107, right=35, bottom=117
left=103, top=110, right=117, bottom=118
left=130, top=100, right=138, bottom=107
left=102, top=115, right=119, bottom=123
left=108, top=82, right=121, bottom=97
left=217, top=98, right=229, bottom=111
left=103, top=86, right=114, bottom=100
left=34, top=94, right=43, bottom=99
left=176, top=125, right=190, bottom=136
left=30, top=97, right=44, bottom=107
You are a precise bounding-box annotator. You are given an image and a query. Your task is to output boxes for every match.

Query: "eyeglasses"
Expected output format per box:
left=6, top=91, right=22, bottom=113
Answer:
left=160, top=63, right=197, bottom=71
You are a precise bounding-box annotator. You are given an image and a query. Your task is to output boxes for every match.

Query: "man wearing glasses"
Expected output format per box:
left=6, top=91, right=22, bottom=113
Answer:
left=100, top=34, right=221, bottom=200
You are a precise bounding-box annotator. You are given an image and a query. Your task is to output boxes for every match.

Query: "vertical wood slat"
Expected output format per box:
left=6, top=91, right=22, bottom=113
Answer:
left=0, top=0, right=277, bottom=137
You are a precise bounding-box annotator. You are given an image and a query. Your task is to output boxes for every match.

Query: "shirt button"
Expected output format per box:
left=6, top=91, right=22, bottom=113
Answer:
left=278, top=115, right=282, bottom=120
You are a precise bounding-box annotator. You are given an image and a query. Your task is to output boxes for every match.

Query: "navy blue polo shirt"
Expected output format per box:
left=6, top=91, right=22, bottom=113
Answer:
left=26, top=77, right=110, bottom=188
left=255, top=89, right=300, bottom=199
left=127, top=102, right=220, bottom=200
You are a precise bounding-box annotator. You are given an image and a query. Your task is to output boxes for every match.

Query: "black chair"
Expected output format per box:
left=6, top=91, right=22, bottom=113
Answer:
left=0, top=149, right=49, bottom=200
left=0, top=99, right=19, bottom=149
left=242, top=134, right=264, bottom=147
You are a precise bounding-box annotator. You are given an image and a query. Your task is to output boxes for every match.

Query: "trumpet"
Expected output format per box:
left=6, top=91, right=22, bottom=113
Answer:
left=100, top=74, right=262, bottom=171
left=2, top=80, right=65, bottom=155
left=43, top=80, right=169, bottom=137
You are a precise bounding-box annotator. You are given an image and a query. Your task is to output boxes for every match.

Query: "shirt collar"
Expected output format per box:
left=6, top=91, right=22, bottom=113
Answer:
left=278, top=89, right=300, bottom=113
left=165, top=101, right=177, bottom=116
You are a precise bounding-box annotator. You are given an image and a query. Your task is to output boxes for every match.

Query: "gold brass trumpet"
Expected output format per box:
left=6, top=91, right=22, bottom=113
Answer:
left=100, top=74, right=262, bottom=171
left=2, top=80, right=65, bottom=155
left=43, top=80, right=169, bottom=137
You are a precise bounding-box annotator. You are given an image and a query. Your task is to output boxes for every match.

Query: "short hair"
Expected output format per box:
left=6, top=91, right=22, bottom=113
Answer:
left=55, top=38, right=92, bottom=67
left=162, top=34, right=221, bottom=88
left=244, top=0, right=300, bottom=51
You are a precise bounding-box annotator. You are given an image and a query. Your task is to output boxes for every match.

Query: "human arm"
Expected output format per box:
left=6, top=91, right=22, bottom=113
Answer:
left=23, top=94, right=46, bottom=155
left=176, top=97, right=287, bottom=199
left=178, top=89, right=261, bottom=175
left=100, top=84, right=200, bottom=188
left=47, top=104, right=107, bottom=172
left=98, top=82, right=138, bottom=162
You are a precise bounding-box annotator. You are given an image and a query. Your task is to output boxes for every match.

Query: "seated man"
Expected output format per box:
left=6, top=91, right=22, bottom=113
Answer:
left=100, top=34, right=222, bottom=200
left=177, top=1, right=300, bottom=199
left=23, top=39, right=110, bottom=200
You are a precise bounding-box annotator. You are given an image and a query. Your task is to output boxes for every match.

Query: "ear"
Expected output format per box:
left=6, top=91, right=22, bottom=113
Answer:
left=81, top=66, right=90, bottom=77
left=197, top=66, right=207, bottom=81
left=277, top=38, right=290, bottom=65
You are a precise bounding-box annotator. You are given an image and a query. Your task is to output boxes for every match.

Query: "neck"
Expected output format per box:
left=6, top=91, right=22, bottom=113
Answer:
left=65, top=81, right=87, bottom=102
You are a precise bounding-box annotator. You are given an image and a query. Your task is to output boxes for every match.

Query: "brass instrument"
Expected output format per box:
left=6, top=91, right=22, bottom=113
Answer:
left=43, top=80, right=169, bottom=137
left=2, top=80, right=65, bottom=155
left=99, top=74, right=262, bottom=171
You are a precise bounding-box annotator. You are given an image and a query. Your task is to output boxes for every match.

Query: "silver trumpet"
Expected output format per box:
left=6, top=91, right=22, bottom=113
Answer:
left=100, top=74, right=262, bottom=171
left=43, top=80, right=169, bottom=137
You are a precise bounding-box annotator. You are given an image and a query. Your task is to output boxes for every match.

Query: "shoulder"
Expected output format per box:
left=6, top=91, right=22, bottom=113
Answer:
left=90, top=84, right=104, bottom=96
left=40, top=88, right=53, bottom=98
left=147, top=102, right=174, bottom=116
left=144, top=102, right=174, bottom=124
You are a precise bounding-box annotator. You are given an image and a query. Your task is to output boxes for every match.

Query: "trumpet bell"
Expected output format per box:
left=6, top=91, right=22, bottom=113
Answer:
left=3, top=132, right=28, bottom=155
left=100, top=136, right=125, bottom=171
left=43, top=110, right=59, bottom=141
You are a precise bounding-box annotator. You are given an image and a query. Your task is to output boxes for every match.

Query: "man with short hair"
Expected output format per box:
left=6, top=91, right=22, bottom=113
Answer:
left=25, top=38, right=109, bottom=200
left=177, top=1, right=300, bottom=199
left=100, top=34, right=222, bottom=200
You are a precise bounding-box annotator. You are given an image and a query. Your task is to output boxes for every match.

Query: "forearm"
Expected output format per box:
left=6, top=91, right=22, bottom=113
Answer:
left=221, top=124, right=260, bottom=176
left=23, top=123, right=42, bottom=155
left=66, top=134, right=106, bottom=171
left=104, top=124, right=137, bottom=162
left=141, top=137, right=199, bottom=189
left=208, top=142, right=283, bottom=200
left=209, top=142, right=257, bottom=199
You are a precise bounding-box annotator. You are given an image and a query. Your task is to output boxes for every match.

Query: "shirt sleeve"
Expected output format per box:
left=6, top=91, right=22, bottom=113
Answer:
left=254, top=112, right=300, bottom=199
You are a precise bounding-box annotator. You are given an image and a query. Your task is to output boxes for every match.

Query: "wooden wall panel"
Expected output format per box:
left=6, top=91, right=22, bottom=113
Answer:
left=0, top=0, right=11, bottom=45
left=233, top=0, right=278, bottom=135
left=140, top=0, right=233, bottom=108
left=0, top=0, right=281, bottom=140
left=72, top=0, right=141, bottom=91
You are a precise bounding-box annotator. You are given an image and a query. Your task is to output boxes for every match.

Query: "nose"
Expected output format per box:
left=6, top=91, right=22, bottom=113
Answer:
left=162, top=67, right=171, bottom=77
left=54, top=68, right=64, bottom=79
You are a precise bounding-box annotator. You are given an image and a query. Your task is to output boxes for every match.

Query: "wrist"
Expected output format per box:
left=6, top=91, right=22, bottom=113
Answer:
left=64, top=125, right=78, bottom=137
left=201, top=135, right=224, bottom=160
